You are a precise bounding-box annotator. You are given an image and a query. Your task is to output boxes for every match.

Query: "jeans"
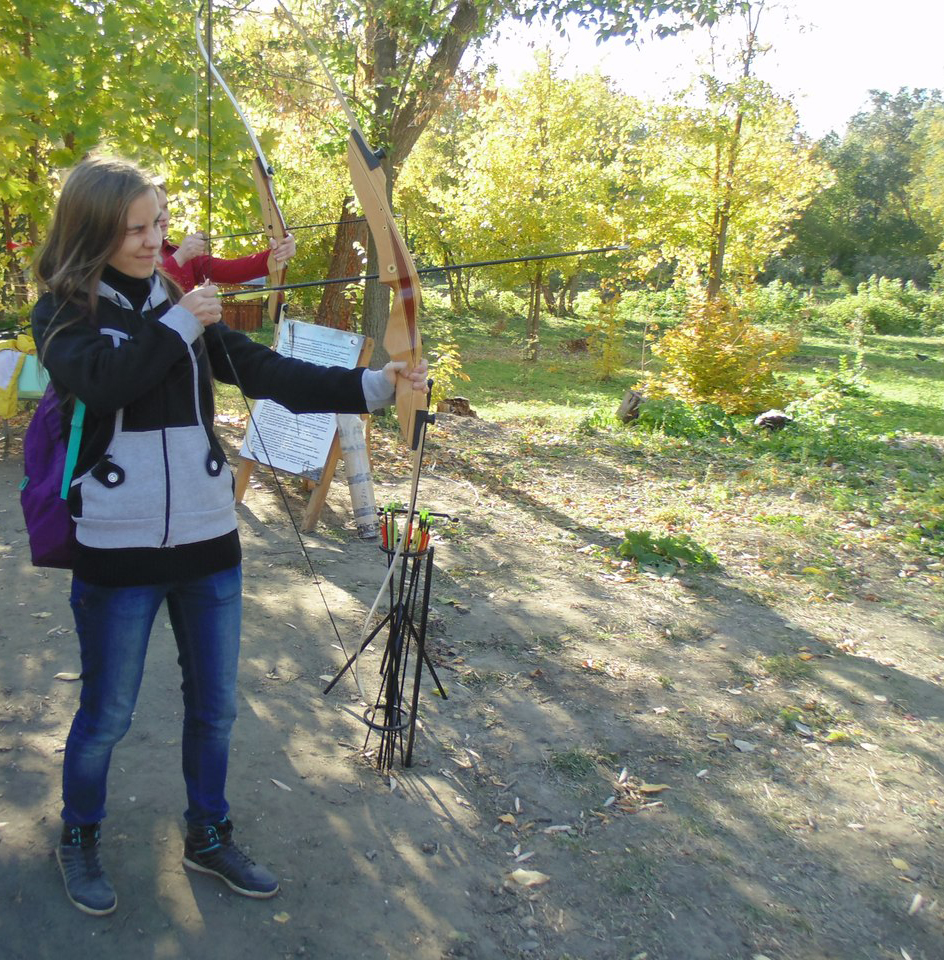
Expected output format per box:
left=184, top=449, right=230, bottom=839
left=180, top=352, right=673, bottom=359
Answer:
left=62, top=566, right=242, bottom=827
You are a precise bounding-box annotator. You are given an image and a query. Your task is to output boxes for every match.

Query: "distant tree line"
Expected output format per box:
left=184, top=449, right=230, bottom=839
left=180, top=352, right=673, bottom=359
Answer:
left=766, top=88, right=944, bottom=288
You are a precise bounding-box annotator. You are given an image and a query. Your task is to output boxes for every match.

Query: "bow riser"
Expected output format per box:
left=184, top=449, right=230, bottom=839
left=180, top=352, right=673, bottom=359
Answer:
left=250, top=153, right=289, bottom=327
left=345, top=135, right=425, bottom=445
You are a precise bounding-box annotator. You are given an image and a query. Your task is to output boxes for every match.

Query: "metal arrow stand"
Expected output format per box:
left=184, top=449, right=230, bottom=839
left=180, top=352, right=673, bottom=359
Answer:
left=324, top=411, right=451, bottom=769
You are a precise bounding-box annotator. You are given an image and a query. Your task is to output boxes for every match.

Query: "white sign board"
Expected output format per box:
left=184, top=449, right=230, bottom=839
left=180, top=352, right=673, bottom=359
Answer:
left=239, top=320, right=365, bottom=481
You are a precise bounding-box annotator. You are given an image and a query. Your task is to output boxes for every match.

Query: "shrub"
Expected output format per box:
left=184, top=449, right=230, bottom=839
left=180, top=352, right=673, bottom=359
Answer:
left=617, top=529, right=715, bottom=575
left=819, top=355, right=869, bottom=398
left=816, top=276, right=944, bottom=335
left=641, top=296, right=801, bottom=414
left=473, top=290, right=528, bottom=331
left=632, top=396, right=738, bottom=439
left=613, top=287, right=688, bottom=328
left=586, top=283, right=625, bottom=381
left=427, top=337, right=470, bottom=408
left=738, top=281, right=810, bottom=328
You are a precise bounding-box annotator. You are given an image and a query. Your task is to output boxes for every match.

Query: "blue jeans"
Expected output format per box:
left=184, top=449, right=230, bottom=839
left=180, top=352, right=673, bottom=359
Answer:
left=62, top=566, right=242, bottom=827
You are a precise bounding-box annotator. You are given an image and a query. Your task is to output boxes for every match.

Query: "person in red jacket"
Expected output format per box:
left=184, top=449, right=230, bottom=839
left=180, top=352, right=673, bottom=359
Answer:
left=156, top=182, right=296, bottom=292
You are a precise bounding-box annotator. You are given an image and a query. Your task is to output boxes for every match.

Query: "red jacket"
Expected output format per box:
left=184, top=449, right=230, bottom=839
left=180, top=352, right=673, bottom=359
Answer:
left=161, top=240, right=272, bottom=293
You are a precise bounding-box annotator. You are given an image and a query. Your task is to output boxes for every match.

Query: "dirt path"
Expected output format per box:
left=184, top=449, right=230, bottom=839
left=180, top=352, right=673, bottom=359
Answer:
left=1, top=412, right=942, bottom=960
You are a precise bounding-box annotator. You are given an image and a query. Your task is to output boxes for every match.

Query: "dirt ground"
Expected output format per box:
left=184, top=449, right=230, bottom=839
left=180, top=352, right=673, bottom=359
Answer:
left=1, top=409, right=942, bottom=960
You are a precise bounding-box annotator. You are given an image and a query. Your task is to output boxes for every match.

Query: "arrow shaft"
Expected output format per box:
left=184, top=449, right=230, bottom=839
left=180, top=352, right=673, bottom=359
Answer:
left=216, top=245, right=629, bottom=298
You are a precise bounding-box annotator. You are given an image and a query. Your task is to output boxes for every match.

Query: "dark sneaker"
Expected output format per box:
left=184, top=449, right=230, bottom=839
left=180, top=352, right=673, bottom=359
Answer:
left=182, top=818, right=279, bottom=899
left=56, top=823, right=117, bottom=916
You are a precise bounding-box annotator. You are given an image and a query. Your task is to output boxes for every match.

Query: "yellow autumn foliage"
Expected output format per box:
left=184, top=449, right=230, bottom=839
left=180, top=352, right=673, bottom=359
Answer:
left=642, top=296, right=800, bottom=415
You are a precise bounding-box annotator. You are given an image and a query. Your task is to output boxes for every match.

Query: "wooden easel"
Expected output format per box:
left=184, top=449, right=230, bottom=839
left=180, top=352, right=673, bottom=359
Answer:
left=234, top=336, right=373, bottom=532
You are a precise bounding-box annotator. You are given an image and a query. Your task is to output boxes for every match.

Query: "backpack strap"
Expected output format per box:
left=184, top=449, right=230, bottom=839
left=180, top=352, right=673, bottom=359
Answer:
left=60, top=399, right=85, bottom=500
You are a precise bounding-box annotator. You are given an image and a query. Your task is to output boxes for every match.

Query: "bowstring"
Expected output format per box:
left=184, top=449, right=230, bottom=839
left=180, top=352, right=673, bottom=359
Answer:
left=199, top=0, right=359, bottom=686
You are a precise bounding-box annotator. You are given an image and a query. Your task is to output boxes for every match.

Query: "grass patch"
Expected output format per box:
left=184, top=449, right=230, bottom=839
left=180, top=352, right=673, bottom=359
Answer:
left=547, top=747, right=609, bottom=780
left=758, top=655, right=815, bottom=684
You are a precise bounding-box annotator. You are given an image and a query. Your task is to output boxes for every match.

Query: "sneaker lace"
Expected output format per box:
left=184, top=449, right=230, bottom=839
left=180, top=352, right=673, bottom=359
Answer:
left=61, top=844, right=106, bottom=881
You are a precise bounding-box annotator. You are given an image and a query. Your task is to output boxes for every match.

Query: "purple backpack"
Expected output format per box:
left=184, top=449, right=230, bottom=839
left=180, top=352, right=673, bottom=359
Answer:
left=19, top=384, right=85, bottom=569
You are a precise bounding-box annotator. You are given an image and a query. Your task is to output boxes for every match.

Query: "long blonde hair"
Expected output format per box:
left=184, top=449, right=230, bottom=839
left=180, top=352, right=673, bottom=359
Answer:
left=35, top=156, right=166, bottom=324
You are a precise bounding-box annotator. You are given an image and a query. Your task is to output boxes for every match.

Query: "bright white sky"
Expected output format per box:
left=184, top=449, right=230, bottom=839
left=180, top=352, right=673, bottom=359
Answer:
left=479, top=0, right=944, bottom=138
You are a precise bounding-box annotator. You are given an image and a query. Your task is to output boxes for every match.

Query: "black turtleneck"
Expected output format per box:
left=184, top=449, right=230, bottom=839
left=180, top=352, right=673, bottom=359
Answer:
left=101, top=265, right=154, bottom=311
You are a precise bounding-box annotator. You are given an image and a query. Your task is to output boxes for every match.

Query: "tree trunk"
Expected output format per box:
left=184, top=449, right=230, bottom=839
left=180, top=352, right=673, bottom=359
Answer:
left=706, top=110, right=743, bottom=300
left=316, top=196, right=368, bottom=330
left=707, top=8, right=761, bottom=300
left=2, top=202, right=29, bottom=307
left=558, top=274, right=577, bottom=315
left=444, top=257, right=463, bottom=310
left=362, top=236, right=390, bottom=366
left=525, top=268, right=542, bottom=361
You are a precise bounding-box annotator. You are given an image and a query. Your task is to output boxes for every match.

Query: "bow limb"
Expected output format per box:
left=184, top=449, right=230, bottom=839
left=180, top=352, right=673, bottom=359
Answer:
left=347, top=131, right=425, bottom=448
left=195, top=6, right=289, bottom=326
left=276, top=2, right=433, bottom=708
left=275, top=0, right=425, bottom=447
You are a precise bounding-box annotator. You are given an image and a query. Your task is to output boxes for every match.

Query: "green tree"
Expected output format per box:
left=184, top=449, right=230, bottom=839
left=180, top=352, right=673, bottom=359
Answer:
left=0, top=0, right=250, bottom=307
left=909, top=105, right=944, bottom=259
left=781, top=88, right=943, bottom=285
left=402, top=56, right=628, bottom=358
left=633, top=1, right=830, bottom=295
left=263, top=0, right=736, bottom=362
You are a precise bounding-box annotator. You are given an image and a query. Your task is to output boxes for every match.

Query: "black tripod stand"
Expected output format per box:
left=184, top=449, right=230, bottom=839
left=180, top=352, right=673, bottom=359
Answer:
left=324, top=512, right=451, bottom=768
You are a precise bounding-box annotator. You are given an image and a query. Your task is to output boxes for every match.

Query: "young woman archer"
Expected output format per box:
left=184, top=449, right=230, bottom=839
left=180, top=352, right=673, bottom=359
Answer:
left=32, top=154, right=427, bottom=916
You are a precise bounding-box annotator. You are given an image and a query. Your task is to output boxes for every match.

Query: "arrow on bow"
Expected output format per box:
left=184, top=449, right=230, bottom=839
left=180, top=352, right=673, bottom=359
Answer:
left=195, top=2, right=289, bottom=328
left=217, top=244, right=631, bottom=297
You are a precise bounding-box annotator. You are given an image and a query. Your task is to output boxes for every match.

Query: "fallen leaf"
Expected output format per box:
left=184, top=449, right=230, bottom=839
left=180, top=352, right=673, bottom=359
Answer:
left=638, top=783, right=670, bottom=794
left=707, top=732, right=730, bottom=743
left=270, top=778, right=292, bottom=792
left=54, top=672, right=81, bottom=682
left=273, top=911, right=290, bottom=924
left=31, top=611, right=52, bottom=619
left=900, top=949, right=913, bottom=960
left=908, top=893, right=924, bottom=916
left=652, top=706, right=669, bottom=715
left=891, top=857, right=911, bottom=871
left=509, top=868, right=550, bottom=887
left=860, top=743, right=879, bottom=752
left=696, top=769, right=709, bottom=778
left=543, top=825, right=573, bottom=834
left=514, top=851, right=535, bottom=863
left=497, top=814, right=516, bottom=825
left=319, top=674, right=334, bottom=682
left=798, top=652, right=816, bottom=661
left=825, top=731, right=852, bottom=743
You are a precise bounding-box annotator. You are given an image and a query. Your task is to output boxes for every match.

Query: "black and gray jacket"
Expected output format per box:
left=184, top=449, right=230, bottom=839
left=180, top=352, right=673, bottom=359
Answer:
left=33, top=270, right=392, bottom=585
